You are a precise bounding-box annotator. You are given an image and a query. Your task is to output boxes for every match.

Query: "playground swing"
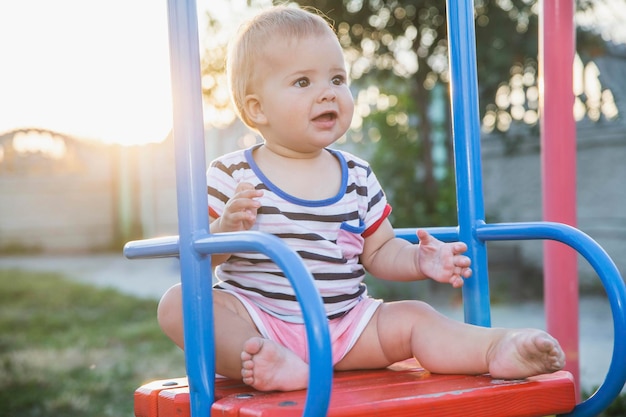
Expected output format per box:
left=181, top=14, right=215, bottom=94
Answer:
left=125, top=0, right=626, bottom=416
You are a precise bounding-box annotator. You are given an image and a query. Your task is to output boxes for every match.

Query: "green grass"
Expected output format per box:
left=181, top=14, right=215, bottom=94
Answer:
left=0, top=269, right=185, bottom=417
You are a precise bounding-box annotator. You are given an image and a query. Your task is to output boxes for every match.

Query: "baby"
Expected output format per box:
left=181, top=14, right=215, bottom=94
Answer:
left=157, top=5, right=565, bottom=392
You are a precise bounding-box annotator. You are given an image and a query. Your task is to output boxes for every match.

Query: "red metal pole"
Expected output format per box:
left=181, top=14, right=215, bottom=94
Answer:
left=539, top=0, right=580, bottom=396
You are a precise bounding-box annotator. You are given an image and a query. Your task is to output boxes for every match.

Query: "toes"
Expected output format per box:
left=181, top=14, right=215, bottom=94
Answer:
left=243, top=337, right=264, bottom=356
left=242, top=358, right=254, bottom=370
left=242, top=367, right=253, bottom=379
left=242, top=374, right=254, bottom=386
left=241, top=337, right=264, bottom=362
left=540, top=337, right=557, bottom=351
left=241, top=358, right=255, bottom=386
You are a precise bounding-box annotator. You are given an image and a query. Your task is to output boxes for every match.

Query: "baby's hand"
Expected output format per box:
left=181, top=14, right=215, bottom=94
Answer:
left=217, top=182, right=263, bottom=233
left=416, top=229, right=472, bottom=288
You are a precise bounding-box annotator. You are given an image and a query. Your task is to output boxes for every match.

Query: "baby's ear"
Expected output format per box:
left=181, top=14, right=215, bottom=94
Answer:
left=242, top=94, right=268, bottom=126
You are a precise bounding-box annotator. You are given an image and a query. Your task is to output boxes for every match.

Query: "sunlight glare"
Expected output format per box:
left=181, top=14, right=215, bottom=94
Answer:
left=0, top=0, right=173, bottom=146
left=13, top=131, right=67, bottom=159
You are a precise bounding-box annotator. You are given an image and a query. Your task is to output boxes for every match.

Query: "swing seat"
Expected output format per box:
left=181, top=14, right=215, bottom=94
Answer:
left=134, top=359, right=576, bottom=417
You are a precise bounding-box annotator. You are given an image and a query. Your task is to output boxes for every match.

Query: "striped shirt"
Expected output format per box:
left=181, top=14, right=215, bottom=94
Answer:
left=207, top=145, right=391, bottom=323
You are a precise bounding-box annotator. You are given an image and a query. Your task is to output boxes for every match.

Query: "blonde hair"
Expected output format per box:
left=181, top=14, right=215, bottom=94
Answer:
left=226, top=5, right=336, bottom=129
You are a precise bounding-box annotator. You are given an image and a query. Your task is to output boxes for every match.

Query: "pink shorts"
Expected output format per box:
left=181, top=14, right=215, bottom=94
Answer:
left=224, top=291, right=381, bottom=365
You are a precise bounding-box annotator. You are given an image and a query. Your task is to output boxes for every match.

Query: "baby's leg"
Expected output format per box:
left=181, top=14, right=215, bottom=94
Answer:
left=337, top=300, right=564, bottom=379
left=157, top=285, right=308, bottom=390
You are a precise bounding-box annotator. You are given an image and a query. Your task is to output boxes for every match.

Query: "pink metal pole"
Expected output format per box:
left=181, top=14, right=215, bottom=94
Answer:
left=539, top=0, right=580, bottom=395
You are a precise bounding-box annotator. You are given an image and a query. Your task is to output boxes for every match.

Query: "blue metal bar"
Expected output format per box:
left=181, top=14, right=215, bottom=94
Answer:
left=475, top=222, right=626, bottom=417
left=124, top=236, right=180, bottom=258
left=165, top=0, right=215, bottom=415
left=446, top=0, right=491, bottom=326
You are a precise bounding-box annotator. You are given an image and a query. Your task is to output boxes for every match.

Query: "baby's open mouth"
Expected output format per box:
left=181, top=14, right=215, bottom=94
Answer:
left=313, top=111, right=337, bottom=122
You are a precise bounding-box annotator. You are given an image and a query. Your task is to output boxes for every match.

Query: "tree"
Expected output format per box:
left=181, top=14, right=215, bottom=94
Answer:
left=198, top=13, right=236, bottom=129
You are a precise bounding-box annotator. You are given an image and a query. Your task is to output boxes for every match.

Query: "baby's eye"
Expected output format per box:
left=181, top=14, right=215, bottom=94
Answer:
left=332, top=75, right=346, bottom=85
left=294, top=78, right=310, bottom=88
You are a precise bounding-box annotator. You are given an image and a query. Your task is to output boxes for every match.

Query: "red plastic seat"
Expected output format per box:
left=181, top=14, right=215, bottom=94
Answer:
left=134, top=359, right=576, bottom=417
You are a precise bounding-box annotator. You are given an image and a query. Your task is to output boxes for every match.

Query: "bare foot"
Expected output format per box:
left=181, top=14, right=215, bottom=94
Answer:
left=487, top=329, right=565, bottom=379
left=241, top=337, right=309, bottom=391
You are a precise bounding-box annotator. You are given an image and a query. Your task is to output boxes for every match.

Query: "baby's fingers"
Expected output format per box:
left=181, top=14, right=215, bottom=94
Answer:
left=235, top=182, right=255, bottom=192
left=454, top=254, right=472, bottom=268
left=450, top=275, right=465, bottom=288
left=453, top=241, right=468, bottom=254
left=226, top=195, right=261, bottom=213
left=450, top=266, right=471, bottom=287
left=234, top=182, right=263, bottom=199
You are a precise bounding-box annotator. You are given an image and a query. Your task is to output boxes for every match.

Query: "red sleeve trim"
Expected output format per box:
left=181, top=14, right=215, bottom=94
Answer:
left=209, top=206, right=220, bottom=219
left=362, top=204, right=392, bottom=238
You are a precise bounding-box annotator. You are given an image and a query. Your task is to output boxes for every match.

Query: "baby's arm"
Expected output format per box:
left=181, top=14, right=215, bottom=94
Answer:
left=210, top=182, right=263, bottom=266
left=360, top=220, right=471, bottom=287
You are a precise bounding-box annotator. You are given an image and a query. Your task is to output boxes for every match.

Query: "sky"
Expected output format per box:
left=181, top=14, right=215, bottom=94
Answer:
left=1, top=0, right=625, bottom=146
left=0, top=0, right=244, bottom=146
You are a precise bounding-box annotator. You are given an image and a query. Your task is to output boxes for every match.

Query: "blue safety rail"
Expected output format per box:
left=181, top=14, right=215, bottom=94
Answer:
left=124, top=0, right=626, bottom=416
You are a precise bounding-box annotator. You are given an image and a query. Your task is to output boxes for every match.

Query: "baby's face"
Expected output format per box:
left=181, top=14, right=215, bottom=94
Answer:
left=247, top=31, right=354, bottom=155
